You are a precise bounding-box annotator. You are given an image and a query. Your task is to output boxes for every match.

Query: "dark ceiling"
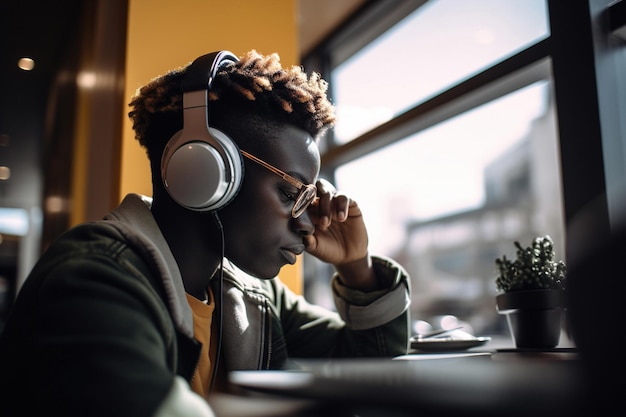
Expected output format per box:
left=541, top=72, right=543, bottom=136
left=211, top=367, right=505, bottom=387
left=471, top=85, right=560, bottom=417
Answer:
left=0, top=1, right=84, bottom=208
left=1, top=2, right=83, bottom=86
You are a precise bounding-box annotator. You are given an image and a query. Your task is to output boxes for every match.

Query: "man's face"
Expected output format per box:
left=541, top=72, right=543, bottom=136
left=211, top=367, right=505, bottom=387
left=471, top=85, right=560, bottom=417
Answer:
left=218, top=125, right=320, bottom=278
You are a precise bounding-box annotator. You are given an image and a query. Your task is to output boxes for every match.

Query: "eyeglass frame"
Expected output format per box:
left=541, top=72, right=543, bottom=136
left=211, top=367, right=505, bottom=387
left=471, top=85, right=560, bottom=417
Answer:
left=240, top=150, right=317, bottom=218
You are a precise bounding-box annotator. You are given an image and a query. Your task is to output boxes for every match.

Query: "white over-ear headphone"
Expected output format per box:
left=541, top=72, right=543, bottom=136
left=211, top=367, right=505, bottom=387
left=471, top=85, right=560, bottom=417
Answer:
left=160, top=50, right=243, bottom=211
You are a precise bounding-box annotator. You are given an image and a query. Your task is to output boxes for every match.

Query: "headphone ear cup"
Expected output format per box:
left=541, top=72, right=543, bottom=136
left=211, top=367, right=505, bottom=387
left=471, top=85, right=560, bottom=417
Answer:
left=162, top=127, right=243, bottom=211
left=160, top=51, right=242, bottom=211
left=208, top=127, right=244, bottom=209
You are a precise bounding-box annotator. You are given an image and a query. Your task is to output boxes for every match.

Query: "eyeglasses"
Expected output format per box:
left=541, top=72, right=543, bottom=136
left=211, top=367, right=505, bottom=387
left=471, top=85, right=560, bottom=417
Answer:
left=240, top=150, right=317, bottom=218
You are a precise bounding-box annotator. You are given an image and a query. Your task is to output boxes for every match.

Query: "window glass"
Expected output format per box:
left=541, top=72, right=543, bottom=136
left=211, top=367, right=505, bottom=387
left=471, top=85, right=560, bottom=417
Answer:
left=332, top=0, right=549, bottom=142
left=334, top=81, right=566, bottom=338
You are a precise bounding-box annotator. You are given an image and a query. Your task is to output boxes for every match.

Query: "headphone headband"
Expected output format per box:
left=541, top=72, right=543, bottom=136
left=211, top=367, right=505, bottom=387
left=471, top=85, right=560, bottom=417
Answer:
left=182, top=50, right=239, bottom=92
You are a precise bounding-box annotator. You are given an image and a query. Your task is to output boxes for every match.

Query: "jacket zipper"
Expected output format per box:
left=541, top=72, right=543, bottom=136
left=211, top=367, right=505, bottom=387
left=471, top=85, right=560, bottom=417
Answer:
left=264, top=299, right=272, bottom=369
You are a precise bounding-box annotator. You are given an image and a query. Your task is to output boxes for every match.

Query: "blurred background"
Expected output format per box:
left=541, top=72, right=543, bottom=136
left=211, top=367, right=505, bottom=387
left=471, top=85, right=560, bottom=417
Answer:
left=1, top=0, right=625, bottom=345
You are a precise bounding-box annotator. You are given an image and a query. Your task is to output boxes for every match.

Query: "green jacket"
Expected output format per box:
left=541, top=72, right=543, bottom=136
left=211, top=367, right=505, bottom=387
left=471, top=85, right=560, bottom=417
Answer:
left=0, top=194, right=411, bottom=417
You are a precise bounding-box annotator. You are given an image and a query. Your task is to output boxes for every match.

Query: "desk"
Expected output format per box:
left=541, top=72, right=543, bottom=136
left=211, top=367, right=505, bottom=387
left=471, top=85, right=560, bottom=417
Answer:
left=211, top=350, right=587, bottom=417
left=209, top=394, right=325, bottom=417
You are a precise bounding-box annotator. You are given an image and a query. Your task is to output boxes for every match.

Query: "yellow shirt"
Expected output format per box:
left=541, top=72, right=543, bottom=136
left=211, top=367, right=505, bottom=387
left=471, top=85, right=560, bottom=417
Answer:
left=185, top=290, right=215, bottom=398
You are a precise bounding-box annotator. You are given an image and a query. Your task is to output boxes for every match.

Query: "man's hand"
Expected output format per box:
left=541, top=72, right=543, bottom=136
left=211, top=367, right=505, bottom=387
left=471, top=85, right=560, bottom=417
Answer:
left=303, top=179, right=379, bottom=291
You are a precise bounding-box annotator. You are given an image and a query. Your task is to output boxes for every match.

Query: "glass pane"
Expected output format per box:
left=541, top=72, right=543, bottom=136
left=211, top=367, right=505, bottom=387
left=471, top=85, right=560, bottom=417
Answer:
left=332, top=0, right=549, bottom=142
left=334, top=81, right=566, bottom=340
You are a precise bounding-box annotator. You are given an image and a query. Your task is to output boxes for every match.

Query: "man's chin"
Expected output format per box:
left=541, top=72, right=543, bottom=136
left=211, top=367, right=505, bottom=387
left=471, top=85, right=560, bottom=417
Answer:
left=228, top=259, right=280, bottom=280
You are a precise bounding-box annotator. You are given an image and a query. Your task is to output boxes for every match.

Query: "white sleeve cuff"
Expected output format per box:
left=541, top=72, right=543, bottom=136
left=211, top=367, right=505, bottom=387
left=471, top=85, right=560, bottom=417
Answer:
left=332, top=279, right=410, bottom=330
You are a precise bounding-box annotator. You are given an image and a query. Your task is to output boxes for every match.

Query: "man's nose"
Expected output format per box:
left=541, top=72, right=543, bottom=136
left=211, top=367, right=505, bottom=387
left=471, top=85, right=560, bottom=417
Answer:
left=291, top=211, right=315, bottom=236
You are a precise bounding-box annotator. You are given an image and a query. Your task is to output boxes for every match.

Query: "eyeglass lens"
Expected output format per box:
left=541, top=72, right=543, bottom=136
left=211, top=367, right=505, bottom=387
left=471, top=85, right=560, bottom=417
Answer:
left=292, top=185, right=317, bottom=218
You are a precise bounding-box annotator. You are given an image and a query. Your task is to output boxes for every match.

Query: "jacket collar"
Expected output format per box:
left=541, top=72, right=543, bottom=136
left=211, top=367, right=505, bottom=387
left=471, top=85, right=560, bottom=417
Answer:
left=104, top=193, right=194, bottom=339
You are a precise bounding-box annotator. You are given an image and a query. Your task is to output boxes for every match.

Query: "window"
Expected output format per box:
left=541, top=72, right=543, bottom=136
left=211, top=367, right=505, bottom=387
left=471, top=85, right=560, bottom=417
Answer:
left=334, top=79, right=564, bottom=336
left=332, top=0, right=549, bottom=143
left=302, top=0, right=621, bottom=342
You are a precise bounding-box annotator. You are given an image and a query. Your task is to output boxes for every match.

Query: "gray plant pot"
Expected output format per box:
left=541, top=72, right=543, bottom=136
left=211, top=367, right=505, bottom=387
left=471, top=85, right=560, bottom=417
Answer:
left=496, top=289, right=567, bottom=348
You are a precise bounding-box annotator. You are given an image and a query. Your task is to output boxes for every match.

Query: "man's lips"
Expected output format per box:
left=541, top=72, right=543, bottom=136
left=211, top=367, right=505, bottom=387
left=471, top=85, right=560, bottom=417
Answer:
left=279, top=244, right=305, bottom=265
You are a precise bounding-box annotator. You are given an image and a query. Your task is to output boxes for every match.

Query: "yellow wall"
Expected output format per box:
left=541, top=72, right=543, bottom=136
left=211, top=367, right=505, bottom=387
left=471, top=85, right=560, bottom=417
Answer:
left=121, top=0, right=302, bottom=293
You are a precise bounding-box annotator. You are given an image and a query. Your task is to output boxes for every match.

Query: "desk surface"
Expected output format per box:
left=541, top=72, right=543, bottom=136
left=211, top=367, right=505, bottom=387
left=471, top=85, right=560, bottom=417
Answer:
left=217, top=351, right=586, bottom=417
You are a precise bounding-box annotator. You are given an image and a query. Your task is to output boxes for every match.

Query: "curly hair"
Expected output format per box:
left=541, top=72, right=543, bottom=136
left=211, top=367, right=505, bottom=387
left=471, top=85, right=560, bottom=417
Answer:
left=128, top=50, right=336, bottom=162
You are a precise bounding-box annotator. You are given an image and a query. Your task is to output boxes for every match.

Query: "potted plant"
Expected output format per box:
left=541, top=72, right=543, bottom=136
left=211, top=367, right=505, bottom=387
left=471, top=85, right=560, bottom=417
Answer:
left=494, top=235, right=567, bottom=349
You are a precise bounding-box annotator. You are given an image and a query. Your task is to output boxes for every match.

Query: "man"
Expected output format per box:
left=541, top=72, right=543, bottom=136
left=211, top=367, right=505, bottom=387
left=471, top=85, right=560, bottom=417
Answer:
left=0, top=49, right=411, bottom=417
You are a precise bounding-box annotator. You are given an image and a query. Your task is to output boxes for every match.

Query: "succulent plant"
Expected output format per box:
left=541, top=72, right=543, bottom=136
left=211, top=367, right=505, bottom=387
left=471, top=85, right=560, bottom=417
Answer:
left=495, top=235, right=566, bottom=292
